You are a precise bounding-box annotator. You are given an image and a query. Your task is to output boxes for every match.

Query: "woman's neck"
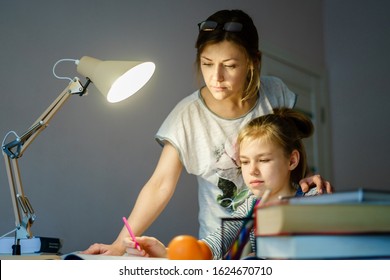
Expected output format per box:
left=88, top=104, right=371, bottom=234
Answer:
left=200, top=87, right=257, bottom=119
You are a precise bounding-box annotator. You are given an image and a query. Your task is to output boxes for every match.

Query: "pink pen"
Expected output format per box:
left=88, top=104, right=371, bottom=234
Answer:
left=122, top=217, right=141, bottom=251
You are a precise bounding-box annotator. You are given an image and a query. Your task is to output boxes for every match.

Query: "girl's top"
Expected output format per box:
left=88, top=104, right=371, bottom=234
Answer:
left=155, top=76, right=296, bottom=239
left=202, top=187, right=318, bottom=260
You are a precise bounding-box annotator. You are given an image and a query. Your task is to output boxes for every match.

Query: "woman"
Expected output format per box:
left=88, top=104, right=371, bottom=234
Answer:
left=83, top=9, right=332, bottom=256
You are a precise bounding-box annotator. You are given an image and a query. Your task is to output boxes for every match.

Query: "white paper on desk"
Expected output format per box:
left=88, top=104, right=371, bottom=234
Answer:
left=62, top=251, right=167, bottom=260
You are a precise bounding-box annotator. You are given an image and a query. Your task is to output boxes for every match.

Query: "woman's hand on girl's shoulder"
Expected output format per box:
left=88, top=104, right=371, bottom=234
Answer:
left=299, top=174, right=333, bottom=194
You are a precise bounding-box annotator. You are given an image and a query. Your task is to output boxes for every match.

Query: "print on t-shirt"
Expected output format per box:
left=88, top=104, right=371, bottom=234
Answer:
left=213, top=138, right=250, bottom=212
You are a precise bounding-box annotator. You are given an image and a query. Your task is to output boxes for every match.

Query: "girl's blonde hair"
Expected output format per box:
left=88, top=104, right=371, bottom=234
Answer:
left=237, top=108, right=314, bottom=184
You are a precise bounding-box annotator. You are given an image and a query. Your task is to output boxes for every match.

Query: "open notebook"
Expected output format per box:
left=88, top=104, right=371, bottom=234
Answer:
left=62, top=251, right=167, bottom=260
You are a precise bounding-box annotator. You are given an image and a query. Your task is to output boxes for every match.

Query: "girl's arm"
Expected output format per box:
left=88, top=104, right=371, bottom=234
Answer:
left=202, top=197, right=254, bottom=259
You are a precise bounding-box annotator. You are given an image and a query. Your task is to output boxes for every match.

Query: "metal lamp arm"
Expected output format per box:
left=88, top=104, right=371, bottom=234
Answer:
left=1, top=77, right=89, bottom=244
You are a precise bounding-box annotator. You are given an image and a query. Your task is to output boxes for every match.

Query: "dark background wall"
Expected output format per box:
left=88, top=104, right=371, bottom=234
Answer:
left=0, top=0, right=388, bottom=254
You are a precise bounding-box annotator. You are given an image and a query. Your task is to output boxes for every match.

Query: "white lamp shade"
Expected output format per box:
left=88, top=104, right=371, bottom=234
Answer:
left=77, top=56, right=155, bottom=103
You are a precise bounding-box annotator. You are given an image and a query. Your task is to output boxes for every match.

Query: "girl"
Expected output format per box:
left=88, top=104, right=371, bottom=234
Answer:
left=124, top=108, right=318, bottom=259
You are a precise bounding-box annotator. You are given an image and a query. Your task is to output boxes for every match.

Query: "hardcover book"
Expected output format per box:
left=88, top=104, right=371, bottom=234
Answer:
left=256, top=234, right=390, bottom=259
left=255, top=189, right=390, bottom=236
left=285, top=188, right=390, bottom=205
left=255, top=203, right=390, bottom=236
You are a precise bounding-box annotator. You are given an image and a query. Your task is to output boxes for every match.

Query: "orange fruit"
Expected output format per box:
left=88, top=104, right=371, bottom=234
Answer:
left=167, top=235, right=204, bottom=260
left=198, top=240, right=212, bottom=260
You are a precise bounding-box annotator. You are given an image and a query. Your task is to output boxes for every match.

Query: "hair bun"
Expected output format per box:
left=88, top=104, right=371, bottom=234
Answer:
left=273, top=107, right=314, bottom=139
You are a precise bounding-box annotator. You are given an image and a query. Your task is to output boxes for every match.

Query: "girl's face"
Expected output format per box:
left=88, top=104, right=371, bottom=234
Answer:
left=200, top=40, right=249, bottom=101
left=239, top=138, right=298, bottom=201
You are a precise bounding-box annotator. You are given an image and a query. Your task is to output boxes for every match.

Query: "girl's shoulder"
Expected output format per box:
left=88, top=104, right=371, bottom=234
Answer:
left=304, top=187, right=320, bottom=197
left=295, top=185, right=319, bottom=197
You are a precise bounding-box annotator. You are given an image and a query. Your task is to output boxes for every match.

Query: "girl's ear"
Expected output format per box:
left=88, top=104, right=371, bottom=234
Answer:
left=289, top=150, right=300, bottom=171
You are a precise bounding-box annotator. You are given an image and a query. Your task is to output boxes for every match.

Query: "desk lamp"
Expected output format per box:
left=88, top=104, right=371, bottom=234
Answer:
left=1, top=56, right=155, bottom=254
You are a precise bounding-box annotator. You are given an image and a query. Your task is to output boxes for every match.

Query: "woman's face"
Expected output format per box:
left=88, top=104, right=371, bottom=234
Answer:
left=200, top=40, right=250, bottom=101
left=239, top=138, right=298, bottom=200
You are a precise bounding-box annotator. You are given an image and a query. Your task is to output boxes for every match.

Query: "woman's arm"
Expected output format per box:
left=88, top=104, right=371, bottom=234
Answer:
left=82, top=142, right=183, bottom=255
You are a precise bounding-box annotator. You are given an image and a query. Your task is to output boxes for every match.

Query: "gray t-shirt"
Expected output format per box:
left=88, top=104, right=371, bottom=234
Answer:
left=155, top=76, right=296, bottom=238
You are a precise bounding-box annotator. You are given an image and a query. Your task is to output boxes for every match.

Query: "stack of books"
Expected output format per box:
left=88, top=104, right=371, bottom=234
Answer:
left=255, top=188, right=390, bottom=259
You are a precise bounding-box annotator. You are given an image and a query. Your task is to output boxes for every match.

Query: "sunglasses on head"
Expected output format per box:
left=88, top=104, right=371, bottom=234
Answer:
left=198, top=20, right=243, bottom=32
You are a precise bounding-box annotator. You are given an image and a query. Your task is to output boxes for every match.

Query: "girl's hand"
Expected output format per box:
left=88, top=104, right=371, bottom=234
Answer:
left=123, top=236, right=168, bottom=258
